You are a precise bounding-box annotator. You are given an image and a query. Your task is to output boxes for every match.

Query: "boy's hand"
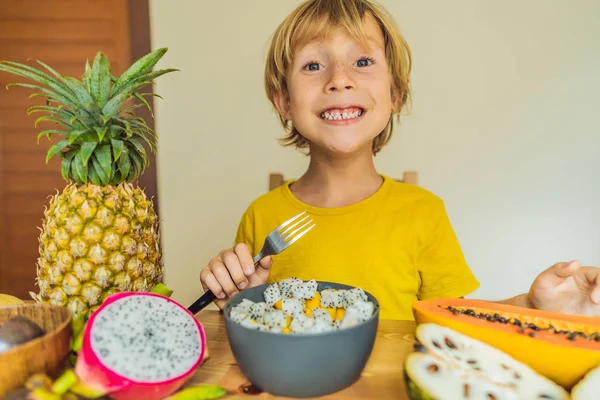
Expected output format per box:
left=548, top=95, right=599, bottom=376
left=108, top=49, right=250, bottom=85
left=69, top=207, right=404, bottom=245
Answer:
left=527, top=260, right=600, bottom=317
left=199, top=243, right=272, bottom=310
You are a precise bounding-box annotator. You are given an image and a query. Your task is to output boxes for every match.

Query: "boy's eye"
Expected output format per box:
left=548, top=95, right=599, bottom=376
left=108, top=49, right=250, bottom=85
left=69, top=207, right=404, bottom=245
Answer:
left=304, top=62, right=322, bottom=71
left=355, top=57, right=374, bottom=67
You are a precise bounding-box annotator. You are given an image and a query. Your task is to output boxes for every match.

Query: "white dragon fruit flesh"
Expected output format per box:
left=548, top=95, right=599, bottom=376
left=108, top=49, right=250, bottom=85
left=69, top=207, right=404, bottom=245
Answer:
left=282, top=298, right=304, bottom=317
left=571, top=364, right=600, bottom=400
left=347, top=300, right=374, bottom=321
left=290, top=314, right=315, bottom=333
left=232, top=298, right=255, bottom=314
left=310, top=318, right=335, bottom=334
left=305, top=279, right=318, bottom=292
left=278, top=277, right=302, bottom=298
left=407, top=323, right=569, bottom=400
left=263, top=283, right=281, bottom=306
left=343, top=287, right=368, bottom=307
left=311, top=308, right=333, bottom=325
left=292, top=282, right=316, bottom=300
left=74, top=292, right=207, bottom=400
left=230, top=308, right=249, bottom=323
left=263, top=309, right=287, bottom=328
left=320, top=289, right=345, bottom=308
left=405, top=352, right=519, bottom=400
left=249, top=302, right=268, bottom=324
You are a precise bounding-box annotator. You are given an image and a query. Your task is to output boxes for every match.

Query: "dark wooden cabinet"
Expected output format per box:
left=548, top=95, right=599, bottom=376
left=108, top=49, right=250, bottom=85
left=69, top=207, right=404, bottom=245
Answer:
left=0, top=0, right=157, bottom=298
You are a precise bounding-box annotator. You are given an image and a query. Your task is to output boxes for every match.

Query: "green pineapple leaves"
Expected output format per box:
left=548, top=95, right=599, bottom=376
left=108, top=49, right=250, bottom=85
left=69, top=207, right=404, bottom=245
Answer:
left=0, top=47, right=177, bottom=186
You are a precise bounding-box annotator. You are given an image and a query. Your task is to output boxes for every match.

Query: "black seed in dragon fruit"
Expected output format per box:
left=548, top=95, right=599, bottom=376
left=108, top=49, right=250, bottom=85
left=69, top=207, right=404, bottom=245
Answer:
left=292, top=282, right=316, bottom=300
left=282, top=298, right=304, bottom=317
left=290, top=314, right=315, bottom=333
left=263, top=309, right=287, bottom=328
left=343, top=287, right=368, bottom=307
left=249, top=302, right=268, bottom=324
left=311, top=308, right=333, bottom=325
left=278, top=277, right=302, bottom=298
left=263, top=283, right=281, bottom=306
left=320, top=289, right=345, bottom=308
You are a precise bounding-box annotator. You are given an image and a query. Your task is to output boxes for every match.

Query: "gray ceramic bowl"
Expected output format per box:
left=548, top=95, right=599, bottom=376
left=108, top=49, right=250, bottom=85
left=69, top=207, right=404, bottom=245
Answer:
left=223, top=281, right=379, bottom=398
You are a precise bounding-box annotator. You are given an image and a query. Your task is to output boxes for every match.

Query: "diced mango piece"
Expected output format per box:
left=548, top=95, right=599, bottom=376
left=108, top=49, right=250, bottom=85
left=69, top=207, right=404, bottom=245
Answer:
left=335, top=308, right=345, bottom=321
left=274, top=299, right=283, bottom=310
left=325, top=307, right=337, bottom=320
left=304, top=292, right=321, bottom=311
left=286, top=315, right=292, bottom=327
left=282, top=327, right=291, bottom=334
left=305, top=308, right=313, bottom=317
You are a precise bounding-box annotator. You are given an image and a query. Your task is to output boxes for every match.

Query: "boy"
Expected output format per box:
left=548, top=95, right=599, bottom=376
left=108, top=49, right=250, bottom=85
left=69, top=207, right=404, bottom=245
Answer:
left=199, top=0, right=600, bottom=320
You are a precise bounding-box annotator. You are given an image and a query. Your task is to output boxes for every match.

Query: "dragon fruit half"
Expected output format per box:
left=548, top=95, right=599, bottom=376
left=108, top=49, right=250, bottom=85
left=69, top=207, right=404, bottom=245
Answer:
left=73, top=292, right=208, bottom=400
left=405, top=323, right=569, bottom=400
left=571, top=364, right=600, bottom=400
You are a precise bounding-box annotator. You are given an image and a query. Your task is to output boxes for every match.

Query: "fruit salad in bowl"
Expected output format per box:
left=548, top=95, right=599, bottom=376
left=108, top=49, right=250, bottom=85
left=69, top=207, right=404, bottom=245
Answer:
left=228, top=277, right=376, bottom=334
left=223, top=279, right=379, bottom=398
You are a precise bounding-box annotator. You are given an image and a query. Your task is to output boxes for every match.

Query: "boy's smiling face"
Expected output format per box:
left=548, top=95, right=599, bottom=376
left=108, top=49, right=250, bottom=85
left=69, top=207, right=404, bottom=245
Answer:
left=274, top=13, right=396, bottom=157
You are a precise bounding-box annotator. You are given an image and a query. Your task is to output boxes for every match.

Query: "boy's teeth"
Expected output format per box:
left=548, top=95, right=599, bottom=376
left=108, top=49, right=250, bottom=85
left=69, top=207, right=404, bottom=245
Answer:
left=320, top=107, right=363, bottom=120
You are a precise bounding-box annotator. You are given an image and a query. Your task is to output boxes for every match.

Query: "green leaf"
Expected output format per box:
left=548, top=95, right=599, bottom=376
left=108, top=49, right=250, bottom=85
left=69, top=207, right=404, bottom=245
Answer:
left=95, top=144, right=112, bottom=179
left=73, top=153, right=88, bottom=183
left=80, top=142, right=97, bottom=167
left=116, top=69, right=178, bottom=97
left=90, top=52, right=112, bottom=107
left=67, top=130, right=87, bottom=145
left=34, top=115, right=70, bottom=129
left=27, top=105, right=75, bottom=121
left=133, top=91, right=154, bottom=117
left=37, top=129, right=66, bottom=144
left=0, top=62, right=79, bottom=105
left=5, top=81, right=78, bottom=113
left=131, top=130, right=157, bottom=152
left=110, top=48, right=168, bottom=97
left=88, top=160, right=102, bottom=185
left=102, top=92, right=130, bottom=117
left=82, top=59, right=92, bottom=91
left=118, top=147, right=131, bottom=178
left=127, top=139, right=148, bottom=161
left=61, top=157, right=72, bottom=181
left=94, top=127, right=108, bottom=142
left=120, top=102, right=145, bottom=116
left=62, top=77, right=95, bottom=111
left=91, top=156, right=109, bottom=185
left=129, top=151, right=143, bottom=178
left=46, top=140, right=70, bottom=163
left=110, top=139, right=124, bottom=162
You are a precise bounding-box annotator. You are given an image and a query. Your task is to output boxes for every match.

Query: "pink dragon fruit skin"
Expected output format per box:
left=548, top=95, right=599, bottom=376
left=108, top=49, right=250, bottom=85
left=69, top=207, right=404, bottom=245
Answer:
left=75, top=292, right=207, bottom=400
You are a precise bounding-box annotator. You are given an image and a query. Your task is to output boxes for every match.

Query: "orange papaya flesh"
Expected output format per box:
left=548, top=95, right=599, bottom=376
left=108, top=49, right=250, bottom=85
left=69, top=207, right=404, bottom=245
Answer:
left=412, top=298, right=600, bottom=390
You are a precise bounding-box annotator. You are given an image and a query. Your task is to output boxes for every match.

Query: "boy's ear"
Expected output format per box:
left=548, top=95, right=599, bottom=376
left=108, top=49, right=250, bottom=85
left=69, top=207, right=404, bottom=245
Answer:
left=273, top=91, right=292, bottom=120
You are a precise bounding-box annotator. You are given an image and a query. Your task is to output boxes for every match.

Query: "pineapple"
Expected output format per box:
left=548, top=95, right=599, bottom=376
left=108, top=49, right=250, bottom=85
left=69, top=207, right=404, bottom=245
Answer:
left=0, top=48, right=177, bottom=319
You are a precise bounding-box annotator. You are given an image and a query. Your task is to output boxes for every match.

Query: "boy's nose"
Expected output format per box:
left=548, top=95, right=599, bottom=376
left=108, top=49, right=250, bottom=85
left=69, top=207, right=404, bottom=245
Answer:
left=326, top=64, right=355, bottom=92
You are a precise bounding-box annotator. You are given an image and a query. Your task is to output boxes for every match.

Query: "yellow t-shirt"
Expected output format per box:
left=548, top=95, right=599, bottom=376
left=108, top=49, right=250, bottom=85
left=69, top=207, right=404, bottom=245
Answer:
left=234, top=175, right=480, bottom=320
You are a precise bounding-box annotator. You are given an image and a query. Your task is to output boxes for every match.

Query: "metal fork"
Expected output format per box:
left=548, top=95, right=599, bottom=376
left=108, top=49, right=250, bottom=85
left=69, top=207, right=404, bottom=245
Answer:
left=187, top=211, right=315, bottom=315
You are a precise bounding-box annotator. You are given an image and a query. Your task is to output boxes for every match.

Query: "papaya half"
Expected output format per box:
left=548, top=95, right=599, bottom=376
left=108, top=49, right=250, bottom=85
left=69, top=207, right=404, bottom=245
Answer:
left=411, top=298, right=600, bottom=389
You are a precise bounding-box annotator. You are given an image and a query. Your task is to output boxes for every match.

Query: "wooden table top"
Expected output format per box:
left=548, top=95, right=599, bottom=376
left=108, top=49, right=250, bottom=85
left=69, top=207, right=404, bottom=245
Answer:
left=186, top=309, right=417, bottom=399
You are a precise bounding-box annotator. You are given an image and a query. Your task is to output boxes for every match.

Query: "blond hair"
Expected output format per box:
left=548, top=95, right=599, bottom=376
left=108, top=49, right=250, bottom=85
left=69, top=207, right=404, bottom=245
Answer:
left=264, top=0, right=412, bottom=155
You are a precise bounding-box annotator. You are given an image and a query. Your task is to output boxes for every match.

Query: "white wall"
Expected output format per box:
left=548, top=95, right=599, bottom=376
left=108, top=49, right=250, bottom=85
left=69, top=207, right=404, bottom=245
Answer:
left=148, top=0, right=600, bottom=307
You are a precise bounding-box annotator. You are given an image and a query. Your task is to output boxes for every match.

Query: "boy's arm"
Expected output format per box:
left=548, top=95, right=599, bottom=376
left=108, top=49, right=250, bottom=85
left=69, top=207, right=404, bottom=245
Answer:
left=489, top=293, right=534, bottom=308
